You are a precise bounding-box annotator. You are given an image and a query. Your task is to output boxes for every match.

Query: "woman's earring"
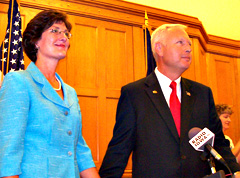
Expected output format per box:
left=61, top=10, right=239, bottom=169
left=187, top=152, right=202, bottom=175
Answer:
left=35, top=45, right=40, bottom=49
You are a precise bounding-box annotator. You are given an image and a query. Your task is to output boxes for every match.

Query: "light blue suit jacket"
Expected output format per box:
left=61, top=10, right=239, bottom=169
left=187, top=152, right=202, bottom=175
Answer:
left=0, top=62, right=95, bottom=178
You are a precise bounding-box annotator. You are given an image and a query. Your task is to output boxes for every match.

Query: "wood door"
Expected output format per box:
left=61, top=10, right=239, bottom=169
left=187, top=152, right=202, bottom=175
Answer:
left=207, top=53, right=238, bottom=143
left=65, top=15, right=134, bottom=174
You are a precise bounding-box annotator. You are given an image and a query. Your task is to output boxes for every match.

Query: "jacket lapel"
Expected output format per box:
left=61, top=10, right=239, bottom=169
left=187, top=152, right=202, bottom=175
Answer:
left=26, top=62, right=70, bottom=108
left=58, top=74, right=74, bottom=108
left=144, top=72, right=180, bottom=143
left=180, top=78, right=195, bottom=142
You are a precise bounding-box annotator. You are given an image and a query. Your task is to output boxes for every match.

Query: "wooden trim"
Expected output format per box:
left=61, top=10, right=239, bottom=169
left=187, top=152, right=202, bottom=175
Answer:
left=209, top=35, right=240, bottom=49
left=0, top=0, right=239, bottom=57
left=207, top=35, right=240, bottom=57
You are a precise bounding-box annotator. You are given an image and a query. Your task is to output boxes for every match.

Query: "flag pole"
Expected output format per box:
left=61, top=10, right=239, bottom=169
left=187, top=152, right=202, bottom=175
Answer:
left=6, top=0, right=15, bottom=74
left=144, top=10, right=149, bottom=73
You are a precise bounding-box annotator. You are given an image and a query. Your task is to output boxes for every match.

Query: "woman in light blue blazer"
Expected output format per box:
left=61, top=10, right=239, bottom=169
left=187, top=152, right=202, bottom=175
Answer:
left=0, top=10, right=100, bottom=178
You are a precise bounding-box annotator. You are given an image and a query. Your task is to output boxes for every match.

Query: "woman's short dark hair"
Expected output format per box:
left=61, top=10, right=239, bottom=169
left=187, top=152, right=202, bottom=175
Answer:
left=23, top=9, right=72, bottom=62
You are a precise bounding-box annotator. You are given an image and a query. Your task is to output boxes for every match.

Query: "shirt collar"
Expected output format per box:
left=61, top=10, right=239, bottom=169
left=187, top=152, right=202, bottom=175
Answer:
left=154, top=67, right=182, bottom=104
left=154, top=67, right=181, bottom=88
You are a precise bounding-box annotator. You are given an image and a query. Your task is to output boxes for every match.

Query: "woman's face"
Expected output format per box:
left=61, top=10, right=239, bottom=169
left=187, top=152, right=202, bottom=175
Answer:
left=219, top=113, right=231, bottom=132
left=35, top=21, right=70, bottom=61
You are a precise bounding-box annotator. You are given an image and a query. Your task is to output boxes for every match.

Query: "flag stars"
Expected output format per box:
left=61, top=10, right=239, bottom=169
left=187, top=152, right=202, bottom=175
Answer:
left=0, top=2, right=24, bottom=73
left=13, top=30, right=19, bottom=36
left=1, top=58, right=7, bottom=62
left=12, top=39, right=18, bottom=45
left=10, top=59, right=17, bottom=64
left=14, top=21, right=19, bottom=27
left=20, top=59, right=24, bottom=65
left=11, top=49, right=17, bottom=55
left=9, top=68, right=15, bottom=72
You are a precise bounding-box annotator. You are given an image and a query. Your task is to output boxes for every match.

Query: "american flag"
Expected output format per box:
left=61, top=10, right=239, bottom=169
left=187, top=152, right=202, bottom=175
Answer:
left=144, top=27, right=156, bottom=76
left=0, top=0, right=24, bottom=86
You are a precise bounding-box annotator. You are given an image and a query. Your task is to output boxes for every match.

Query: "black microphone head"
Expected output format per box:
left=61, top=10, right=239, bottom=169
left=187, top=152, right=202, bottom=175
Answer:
left=188, top=127, right=202, bottom=139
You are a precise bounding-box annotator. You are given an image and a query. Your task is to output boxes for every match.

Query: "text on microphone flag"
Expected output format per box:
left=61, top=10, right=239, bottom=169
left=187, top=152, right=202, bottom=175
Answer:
left=189, top=127, right=215, bottom=152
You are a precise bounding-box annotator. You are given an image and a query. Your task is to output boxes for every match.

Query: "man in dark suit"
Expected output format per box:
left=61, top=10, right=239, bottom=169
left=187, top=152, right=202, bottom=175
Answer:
left=99, top=24, right=240, bottom=178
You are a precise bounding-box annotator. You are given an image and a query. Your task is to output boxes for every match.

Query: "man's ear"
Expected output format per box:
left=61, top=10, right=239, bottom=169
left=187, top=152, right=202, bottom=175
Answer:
left=155, top=42, right=163, bottom=57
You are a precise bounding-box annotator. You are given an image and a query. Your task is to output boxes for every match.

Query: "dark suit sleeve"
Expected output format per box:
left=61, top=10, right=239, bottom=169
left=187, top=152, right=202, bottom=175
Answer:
left=99, top=86, right=136, bottom=178
left=207, top=88, right=240, bottom=173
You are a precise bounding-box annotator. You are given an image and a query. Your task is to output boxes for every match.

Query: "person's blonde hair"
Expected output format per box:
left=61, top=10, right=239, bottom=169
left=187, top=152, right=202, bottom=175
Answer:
left=151, top=24, right=187, bottom=61
left=215, top=104, right=233, bottom=116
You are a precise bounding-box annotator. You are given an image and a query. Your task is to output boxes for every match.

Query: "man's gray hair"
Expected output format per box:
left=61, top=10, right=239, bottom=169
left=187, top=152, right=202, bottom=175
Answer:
left=151, top=24, right=187, bottom=60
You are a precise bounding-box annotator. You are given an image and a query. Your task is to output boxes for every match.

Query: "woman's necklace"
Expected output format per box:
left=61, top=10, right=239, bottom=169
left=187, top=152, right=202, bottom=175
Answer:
left=53, top=76, right=62, bottom=91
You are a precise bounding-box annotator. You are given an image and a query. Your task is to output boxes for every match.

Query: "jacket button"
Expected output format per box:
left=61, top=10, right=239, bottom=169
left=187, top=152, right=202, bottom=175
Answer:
left=181, top=155, right=187, bottom=160
left=64, top=111, right=68, bottom=116
left=68, top=151, right=72, bottom=156
left=67, top=130, right=72, bottom=136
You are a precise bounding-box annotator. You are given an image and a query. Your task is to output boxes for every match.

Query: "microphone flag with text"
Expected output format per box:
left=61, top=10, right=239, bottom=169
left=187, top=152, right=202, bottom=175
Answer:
left=188, top=127, right=227, bottom=165
left=189, top=127, right=215, bottom=152
left=188, top=127, right=232, bottom=178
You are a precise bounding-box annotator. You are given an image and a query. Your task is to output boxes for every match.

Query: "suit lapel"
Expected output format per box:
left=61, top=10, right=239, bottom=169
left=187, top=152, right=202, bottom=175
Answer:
left=26, top=62, right=70, bottom=108
left=57, top=74, right=74, bottom=108
left=144, top=73, right=180, bottom=143
left=180, top=78, right=195, bottom=142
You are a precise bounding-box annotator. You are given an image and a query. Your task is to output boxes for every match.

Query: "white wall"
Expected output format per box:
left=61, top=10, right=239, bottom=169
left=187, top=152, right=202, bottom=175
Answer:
left=124, top=0, right=240, bottom=40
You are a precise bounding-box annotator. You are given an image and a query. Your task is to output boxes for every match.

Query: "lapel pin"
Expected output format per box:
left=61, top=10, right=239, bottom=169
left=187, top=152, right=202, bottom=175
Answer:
left=186, top=91, right=191, bottom=96
left=153, top=90, right=158, bottom=94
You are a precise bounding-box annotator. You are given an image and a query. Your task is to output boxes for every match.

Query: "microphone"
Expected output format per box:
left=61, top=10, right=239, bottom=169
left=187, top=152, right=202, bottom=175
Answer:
left=188, top=127, right=233, bottom=178
left=188, top=127, right=226, bottom=165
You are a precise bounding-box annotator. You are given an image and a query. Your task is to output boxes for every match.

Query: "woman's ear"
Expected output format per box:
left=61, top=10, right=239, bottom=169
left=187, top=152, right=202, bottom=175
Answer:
left=35, top=41, right=40, bottom=49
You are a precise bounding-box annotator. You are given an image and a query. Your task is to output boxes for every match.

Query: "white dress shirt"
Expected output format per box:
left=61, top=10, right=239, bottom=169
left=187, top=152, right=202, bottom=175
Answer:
left=154, top=67, right=181, bottom=107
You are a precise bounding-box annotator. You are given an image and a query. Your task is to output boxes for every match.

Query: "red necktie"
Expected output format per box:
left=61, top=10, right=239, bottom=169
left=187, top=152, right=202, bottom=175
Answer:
left=169, top=81, right=181, bottom=136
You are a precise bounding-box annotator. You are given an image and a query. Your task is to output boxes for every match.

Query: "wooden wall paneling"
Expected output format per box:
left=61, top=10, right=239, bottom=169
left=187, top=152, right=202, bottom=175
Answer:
left=206, top=53, right=218, bottom=101
left=207, top=35, right=239, bottom=58
left=79, top=95, right=99, bottom=162
left=191, top=38, right=207, bottom=86
left=233, top=58, right=240, bottom=144
left=223, top=56, right=238, bottom=144
left=214, top=55, right=234, bottom=104
left=67, top=17, right=99, bottom=90
left=198, top=40, right=207, bottom=86
left=66, top=16, right=102, bottom=168
left=68, top=16, right=101, bottom=165
left=65, top=14, right=134, bottom=171
left=105, top=25, right=133, bottom=90
left=132, top=26, right=145, bottom=81
left=0, top=5, right=8, bottom=44
left=208, top=54, right=238, bottom=143
left=102, top=20, right=134, bottom=176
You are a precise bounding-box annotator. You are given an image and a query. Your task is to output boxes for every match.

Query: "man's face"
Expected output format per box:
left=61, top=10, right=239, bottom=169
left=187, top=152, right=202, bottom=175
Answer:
left=158, top=28, right=192, bottom=76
